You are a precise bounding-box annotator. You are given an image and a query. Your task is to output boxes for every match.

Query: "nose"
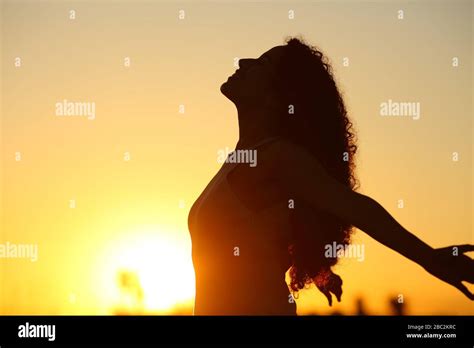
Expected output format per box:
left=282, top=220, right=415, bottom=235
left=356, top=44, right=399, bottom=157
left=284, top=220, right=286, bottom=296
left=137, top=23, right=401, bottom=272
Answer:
left=238, top=58, right=257, bottom=70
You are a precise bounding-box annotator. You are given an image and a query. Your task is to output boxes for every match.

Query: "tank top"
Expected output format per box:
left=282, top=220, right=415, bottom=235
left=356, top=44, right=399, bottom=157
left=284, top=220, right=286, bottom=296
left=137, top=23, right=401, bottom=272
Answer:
left=188, top=137, right=297, bottom=315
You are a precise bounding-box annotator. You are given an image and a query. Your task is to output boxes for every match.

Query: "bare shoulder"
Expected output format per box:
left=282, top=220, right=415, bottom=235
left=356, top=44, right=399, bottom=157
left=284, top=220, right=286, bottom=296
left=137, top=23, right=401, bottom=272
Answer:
left=265, top=137, right=357, bottom=215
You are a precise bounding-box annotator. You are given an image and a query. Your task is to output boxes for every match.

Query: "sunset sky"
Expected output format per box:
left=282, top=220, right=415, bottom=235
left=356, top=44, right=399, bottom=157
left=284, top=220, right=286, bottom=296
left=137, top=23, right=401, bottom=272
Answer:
left=1, top=0, right=473, bottom=315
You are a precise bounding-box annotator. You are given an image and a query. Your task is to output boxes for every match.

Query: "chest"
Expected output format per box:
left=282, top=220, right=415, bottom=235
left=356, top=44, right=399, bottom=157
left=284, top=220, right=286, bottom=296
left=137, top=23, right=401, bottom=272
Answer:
left=188, top=163, right=292, bottom=250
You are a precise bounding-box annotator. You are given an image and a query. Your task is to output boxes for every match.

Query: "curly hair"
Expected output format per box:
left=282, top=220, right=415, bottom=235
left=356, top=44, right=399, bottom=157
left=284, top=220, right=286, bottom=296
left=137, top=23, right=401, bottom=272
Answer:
left=273, top=36, right=359, bottom=296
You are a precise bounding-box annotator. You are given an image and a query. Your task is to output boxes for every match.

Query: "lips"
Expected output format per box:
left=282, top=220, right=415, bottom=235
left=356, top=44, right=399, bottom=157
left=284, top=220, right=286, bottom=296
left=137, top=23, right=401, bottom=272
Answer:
left=228, top=73, right=238, bottom=80
left=227, top=68, right=243, bottom=81
left=232, top=70, right=242, bottom=79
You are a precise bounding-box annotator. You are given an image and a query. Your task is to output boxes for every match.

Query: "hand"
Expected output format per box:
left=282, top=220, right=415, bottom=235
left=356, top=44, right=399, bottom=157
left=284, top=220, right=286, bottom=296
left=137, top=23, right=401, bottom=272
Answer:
left=315, top=271, right=343, bottom=306
left=423, top=244, right=474, bottom=300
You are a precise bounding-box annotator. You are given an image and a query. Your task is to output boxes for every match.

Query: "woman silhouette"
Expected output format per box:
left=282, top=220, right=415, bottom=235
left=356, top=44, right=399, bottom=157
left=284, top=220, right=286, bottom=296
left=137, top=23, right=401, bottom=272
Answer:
left=188, top=37, right=474, bottom=315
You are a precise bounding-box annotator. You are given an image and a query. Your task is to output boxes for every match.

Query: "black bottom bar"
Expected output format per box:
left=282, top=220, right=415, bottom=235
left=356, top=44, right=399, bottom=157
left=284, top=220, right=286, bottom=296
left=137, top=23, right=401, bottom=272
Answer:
left=0, top=315, right=472, bottom=346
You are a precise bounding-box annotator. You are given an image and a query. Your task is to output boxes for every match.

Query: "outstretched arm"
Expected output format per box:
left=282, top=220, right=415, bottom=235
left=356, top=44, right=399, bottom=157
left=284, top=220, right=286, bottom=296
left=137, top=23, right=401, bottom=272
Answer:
left=277, top=140, right=474, bottom=300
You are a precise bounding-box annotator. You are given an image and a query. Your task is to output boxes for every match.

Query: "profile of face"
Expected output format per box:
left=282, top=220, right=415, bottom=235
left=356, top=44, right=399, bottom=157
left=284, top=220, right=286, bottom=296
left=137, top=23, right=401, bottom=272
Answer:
left=220, top=46, right=286, bottom=108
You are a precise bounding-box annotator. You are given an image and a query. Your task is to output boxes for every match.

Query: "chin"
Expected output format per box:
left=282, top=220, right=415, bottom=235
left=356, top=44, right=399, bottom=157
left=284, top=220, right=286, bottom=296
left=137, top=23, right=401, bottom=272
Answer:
left=220, top=77, right=245, bottom=105
left=220, top=81, right=228, bottom=94
left=220, top=80, right=235, bottom=99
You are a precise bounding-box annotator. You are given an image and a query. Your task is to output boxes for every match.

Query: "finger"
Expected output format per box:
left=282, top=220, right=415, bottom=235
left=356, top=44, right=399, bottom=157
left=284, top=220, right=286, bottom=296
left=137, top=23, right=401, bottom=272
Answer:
left=455, top=282, right=474, bottom=300
left=461, top=258, right=474, bottom=283
left=457, top=244, right=474, bottom=254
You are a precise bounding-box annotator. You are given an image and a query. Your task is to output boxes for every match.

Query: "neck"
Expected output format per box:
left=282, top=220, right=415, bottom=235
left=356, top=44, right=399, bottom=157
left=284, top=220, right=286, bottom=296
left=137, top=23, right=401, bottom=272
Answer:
left=235, top=103, right=280, bottom=150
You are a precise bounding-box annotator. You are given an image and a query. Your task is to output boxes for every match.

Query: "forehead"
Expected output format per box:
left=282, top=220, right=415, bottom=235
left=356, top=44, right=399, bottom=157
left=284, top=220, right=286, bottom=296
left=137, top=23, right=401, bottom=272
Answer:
left=260, top=46, right=286, bottom=60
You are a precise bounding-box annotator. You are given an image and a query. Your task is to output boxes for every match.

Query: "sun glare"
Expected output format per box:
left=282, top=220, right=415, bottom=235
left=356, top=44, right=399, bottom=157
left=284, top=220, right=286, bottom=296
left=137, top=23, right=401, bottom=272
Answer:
left=96, top=225, right=195, bottom=314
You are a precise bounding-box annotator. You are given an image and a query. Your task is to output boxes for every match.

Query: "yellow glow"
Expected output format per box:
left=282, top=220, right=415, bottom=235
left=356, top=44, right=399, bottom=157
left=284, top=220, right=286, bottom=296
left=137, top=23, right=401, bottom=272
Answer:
left=95, top=225, right=195, bottom=314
